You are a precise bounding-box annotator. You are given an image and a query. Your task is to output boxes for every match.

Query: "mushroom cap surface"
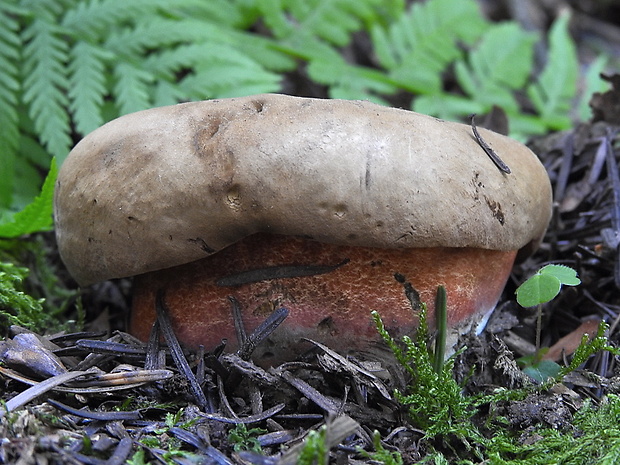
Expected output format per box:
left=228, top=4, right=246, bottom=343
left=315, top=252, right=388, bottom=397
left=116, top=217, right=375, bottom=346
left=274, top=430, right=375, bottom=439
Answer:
left=54, top=94, right=552, bottom=286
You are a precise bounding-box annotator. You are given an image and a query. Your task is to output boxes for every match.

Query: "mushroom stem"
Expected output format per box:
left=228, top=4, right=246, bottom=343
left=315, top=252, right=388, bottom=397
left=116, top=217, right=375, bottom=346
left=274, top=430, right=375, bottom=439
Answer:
left=130, top=233, right=517, bottom=365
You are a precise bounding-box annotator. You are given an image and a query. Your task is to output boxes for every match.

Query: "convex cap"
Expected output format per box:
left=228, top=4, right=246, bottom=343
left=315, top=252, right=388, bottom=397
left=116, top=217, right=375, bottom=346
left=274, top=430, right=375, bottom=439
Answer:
left=54, top=94, right=552, bottom=286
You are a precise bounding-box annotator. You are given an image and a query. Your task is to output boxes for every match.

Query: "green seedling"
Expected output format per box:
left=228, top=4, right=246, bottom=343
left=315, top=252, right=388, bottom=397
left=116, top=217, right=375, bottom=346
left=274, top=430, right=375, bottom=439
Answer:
left=373, top=297, right=475, bottom=439
left=516, top=264, right=581, bottom=308
left=228, top=423, right=266, bottom=454
left=373, top=278, right=620, bottom=462
left=297, top=428, right=328, bottom=465
left=358, top=431, right=404, bottom=465
left=515, top=264, right=581, bottom=382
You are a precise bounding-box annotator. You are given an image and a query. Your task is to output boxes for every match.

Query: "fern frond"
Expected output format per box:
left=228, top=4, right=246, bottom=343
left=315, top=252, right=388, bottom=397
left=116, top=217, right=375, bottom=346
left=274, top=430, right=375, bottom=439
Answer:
left=62, top=0, right=185, bottom=41
left=259, top=0, right=383, bottom=47
left=226, top=29, right=297, bottom=72
left=414, top=94, right=486, bottom=123
left=578, top=55, right=609, bottom=121
left=21, top=18, right=72, bottom=160
left=104, top=17, right=238, bottom=60
left=152, top=80, right=186, bottom=108
left=113, top=62, right=154, bottom=115
left=0, top=3, right=23, bottom=209
left=103, top=15, right=292, bottom=73
left=177, top=44, right=281, bottom=99
left=164, top=0, right=257, bottom=28
left=370, top=0, right=488, bottom=94
left=68, top=42, right=113, bottom=135
left=526, top=11, right=577, bottom=130
left=451, top=22, right=537, bottom=112
left=307, top=48, right=397, bottom=102
left=22, top=0, right=67, bottom=21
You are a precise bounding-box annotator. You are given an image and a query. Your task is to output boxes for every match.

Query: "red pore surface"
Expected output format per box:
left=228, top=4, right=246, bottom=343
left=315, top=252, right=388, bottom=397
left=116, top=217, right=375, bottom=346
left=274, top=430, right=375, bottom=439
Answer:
left=131, top=234, right=517, bottom=364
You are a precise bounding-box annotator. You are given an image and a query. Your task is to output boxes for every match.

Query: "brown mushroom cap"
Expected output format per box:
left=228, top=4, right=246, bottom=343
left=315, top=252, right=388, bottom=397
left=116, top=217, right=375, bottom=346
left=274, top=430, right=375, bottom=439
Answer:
left=54, top=94, right=552, bottom=287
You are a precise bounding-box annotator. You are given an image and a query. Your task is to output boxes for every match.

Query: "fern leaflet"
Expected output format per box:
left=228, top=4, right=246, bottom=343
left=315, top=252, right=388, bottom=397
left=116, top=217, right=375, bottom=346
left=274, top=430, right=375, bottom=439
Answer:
left=306, top=47, right=397, bottom=102
left=456, top=23, right=536, bottom=110
left=0, top=3, right=23, bottom=209
left=416, top=22, right=537, bottom=120
left=68, top=42, right=112, bottom=135
left=177, top=44, right=281, bottom=99
left=371, top=0, right=489, bottom=93
left=113, top=62, right=154, bottom=116
left=62, top=0, right=185, bottom=41
left=527, top=11, right=578, bottom=130
left=259, top=0, right=383, bottom=47
left=165, top=0, right=257, bottom=28
left=21, top=18, right=72, bottom=160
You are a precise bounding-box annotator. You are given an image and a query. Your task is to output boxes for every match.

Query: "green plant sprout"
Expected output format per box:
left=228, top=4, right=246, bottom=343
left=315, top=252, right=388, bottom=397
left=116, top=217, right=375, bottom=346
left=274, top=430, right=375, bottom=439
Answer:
left=228, top=423, right=266, bottom=454
left=516, top=264, right=581, bottom=308
left=358, top=431, right=404, bottom=465
left=373, top=283, right=620, bottom=462
left=135, top=409, right=200, bottom=464
left=0, top=158, right=57, bottom=239
left=373, top=302, right=475, bottom=439
left=297, top=428, right=328, bottom=465
left=515, top=264, right=581, bottom=381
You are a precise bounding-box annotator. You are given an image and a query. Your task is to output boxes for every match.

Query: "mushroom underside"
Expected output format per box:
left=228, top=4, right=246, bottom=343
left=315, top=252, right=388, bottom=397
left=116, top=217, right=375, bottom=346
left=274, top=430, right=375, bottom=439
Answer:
left=130, top=233, right=517, bottom=365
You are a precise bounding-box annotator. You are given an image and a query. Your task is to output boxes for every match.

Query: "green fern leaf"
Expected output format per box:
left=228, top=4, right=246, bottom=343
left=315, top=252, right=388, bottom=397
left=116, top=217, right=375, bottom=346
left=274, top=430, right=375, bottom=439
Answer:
left=0, top=3, right=23, bottom=209
left=7, top=134, right=50, bottom=216
left=225, top=28, right=297, bottom=72
left=259, top=0, right=382, bottom=47
left=113, top=62, right=154, bottom=115
left=414, top=94, right=486, bottom=123
left=578, top=55, right=608, bottom=121
left=68, top=42, right=113, bottom=135
left=104, top=14, right=293, bottom=80
left=62, top=0, right=180, bottom=42
left=165, top=0, right=257, bottom=28
left=152, top=80, right=186, bottom=108
left=455, top=23, right=537, bottom=111
left=370, top=0, right=489, bottom=93
left=0, top=158, right=57, bottom=238
left=143, top=42, right=204, bottom=82
left=306, top=47, right=397, bottom=102
left=144, top=40, right=281, bottom=98
left=416, top=22, right=536, bottom=119
left=526, top=11, right=578, bottom=130
left=177, top=44, right=281, bottom=99
left=21, top=18, right=72, bottom=159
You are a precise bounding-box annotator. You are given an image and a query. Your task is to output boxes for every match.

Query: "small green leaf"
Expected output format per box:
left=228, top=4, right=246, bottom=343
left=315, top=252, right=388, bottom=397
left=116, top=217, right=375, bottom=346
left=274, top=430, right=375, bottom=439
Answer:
left=538, top=264, right=581, bottom=286
left=515, top=273, right=561, bottom=307
left=526, top=10, right=578, bottom=130
left=522, top=359, right=561, bottom=383
left=0, top=158, right=57, bottom=238
left=516, top=264, right=581, bottom=307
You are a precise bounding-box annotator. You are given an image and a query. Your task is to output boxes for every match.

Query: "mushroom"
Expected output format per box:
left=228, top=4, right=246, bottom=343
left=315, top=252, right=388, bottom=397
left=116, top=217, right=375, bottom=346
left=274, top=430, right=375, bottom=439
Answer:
left=54, top=94, right=552, bottom=364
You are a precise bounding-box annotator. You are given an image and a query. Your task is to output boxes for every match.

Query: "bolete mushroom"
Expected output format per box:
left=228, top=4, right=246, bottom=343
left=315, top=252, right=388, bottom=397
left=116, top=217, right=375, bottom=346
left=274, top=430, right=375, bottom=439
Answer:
left=54, top=94, right=552, bottom=364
